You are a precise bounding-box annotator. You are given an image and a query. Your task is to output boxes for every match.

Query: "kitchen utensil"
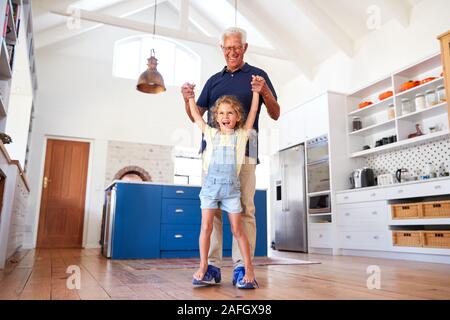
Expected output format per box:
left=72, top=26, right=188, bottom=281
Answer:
left=400, top=80, right=420, bottom=92
left=395, top=168, right=412, bottom=183
left=420, top=77, right=436, bottom=84
left=437, top=85, right=446, bottom=102
left=377, top=173, right=394, bottom=186
left=407, top=124, right=424, bottom=139
left=425, top=89, right=437, bottom=107
left=352, top=117, right=362, bottom=131
left=379, top=90, right=393, bottom=101
left=358, top=101, right=373, bottom=109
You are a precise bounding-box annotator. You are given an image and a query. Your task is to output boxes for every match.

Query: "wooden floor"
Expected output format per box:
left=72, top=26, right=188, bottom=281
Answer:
left=1, top=248, right=450, bottom=300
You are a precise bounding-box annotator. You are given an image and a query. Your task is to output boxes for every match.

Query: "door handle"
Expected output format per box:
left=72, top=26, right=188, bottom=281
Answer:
left=175, top=209, right=184, bottom=213
left=283, top=164, right=289, bottom=211
left=176, top=190, right=185, bottom=194
left=174, top=234, right=183, bottom=239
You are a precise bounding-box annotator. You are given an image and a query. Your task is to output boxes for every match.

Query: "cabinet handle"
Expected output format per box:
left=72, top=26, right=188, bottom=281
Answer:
left=174, top=234, right=183, bottom=239
left=345, top=212, right=350, bottom=216
left=344, top=196, right=349, bottom=200
left=435, top=185, right=442, bottom=189
left=176, top=190, right=185, bottom=194
left=373, top=236, right=379, bottom=240
left=372, top=211, right=378, bottom=215
left=319, top=234, right=323, bottom=238
left=371, top=193, right=376, bottom=197
left=175, top=209, right=184, bottom=213
left=346, top=235, right=351, bottom=239
left=398, top=189, right=404, bottom=193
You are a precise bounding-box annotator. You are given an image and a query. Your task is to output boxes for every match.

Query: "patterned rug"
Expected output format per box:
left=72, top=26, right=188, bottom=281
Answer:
left=122, top=256, right=320, bottom=270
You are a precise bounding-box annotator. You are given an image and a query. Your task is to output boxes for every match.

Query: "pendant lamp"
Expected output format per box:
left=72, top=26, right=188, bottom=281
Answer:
left=136, top=0, right=166, bottom=94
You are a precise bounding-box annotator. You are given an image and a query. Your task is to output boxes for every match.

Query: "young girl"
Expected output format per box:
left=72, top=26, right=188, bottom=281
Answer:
left=189, top=76, right=262, bottom=289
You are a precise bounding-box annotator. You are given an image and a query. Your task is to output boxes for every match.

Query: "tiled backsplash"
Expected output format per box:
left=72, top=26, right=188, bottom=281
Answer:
left=105, top=140, right=174, bottom=186
left=366, top=137, right=450, bottom=177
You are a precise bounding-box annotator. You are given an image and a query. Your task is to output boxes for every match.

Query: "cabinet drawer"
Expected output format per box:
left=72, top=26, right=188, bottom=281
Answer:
left=160, top=225, right=200, bottom=250
left=385, top=180, right=450, bottom=199
left=336, top=188, right=386, bottom=204
left=163, top=185, right=201, bottom=200
left=308, top=224, right=332, bottom=248
left=339, top=230, right=389, bottom=250
left=337, top=204, right=388, bottom=227
left=162, top=199, right=201, bottom=224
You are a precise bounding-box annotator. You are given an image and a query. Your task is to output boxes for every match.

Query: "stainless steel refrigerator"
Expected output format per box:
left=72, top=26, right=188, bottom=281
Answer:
left=273, top=144, right=308, bottom=252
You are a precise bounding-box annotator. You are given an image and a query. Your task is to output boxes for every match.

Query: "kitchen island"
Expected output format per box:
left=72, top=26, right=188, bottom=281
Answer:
left=101, top=181, right=267, bottom=259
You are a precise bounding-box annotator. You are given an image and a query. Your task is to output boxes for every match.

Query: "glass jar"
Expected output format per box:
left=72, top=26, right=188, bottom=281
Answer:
left=425, top=89, right=437, bottom=107
left=414, top=93, right=426, bottom=110
left=401, top=98, right=414, bottom=115
left=352, top=117, right=362, bottom=131
left=436, top=85, right=446, bottom=103
left=387, top=103, right=395, bottom=120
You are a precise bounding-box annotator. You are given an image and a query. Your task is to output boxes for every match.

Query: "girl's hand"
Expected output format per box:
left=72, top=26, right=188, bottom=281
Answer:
left=181, top=82, right=195, bottom=101
left=251, top=75, right=265, bottom=93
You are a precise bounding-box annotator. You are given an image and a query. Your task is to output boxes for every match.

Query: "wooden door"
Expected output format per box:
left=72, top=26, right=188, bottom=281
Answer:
left=37, top=139, right=90, bottom=248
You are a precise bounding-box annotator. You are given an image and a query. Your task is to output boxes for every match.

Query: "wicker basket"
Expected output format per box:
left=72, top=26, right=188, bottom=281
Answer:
left=422, top=201, right=450, bottom=218
left=392, top=231, right=423, bottom=247
left=391, top=203, right=422, bottom=219
left=422, top=231, right=450, bottom=248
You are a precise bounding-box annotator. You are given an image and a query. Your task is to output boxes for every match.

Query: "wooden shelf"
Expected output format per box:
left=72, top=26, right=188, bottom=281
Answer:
left=396, top=101, right=448, bottom=122
left=349, top=119, right=395, bottom=136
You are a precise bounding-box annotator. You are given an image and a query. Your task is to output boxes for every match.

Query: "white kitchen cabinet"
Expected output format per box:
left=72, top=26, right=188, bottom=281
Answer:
left=304, top=94, right=329, bottom=139
left=308, top=223, right=333, bottom=249
left=338, top=230, right=390, bottom=251
left=336, top=202, right=388, bottom=227
left=336, top=188, right=386, bottom=204
left=279, top=106, right=305, bottom=150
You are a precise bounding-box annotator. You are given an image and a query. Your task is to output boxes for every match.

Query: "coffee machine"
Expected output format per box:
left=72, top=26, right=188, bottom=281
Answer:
left=350, top=168, right=375, bottom=188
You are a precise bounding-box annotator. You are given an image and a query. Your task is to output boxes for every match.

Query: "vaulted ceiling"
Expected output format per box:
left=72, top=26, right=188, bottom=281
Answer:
left=32, top=0, right=424, bottom=79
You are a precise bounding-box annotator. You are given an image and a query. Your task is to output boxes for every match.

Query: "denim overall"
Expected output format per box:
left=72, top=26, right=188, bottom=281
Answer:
left=199, top=130, right=242, bottom=213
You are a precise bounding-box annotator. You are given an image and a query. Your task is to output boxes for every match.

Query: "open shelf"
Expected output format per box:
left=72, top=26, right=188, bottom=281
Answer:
left=389, top=218, right=450, bottom=225
left=349, top=119, right=395, bottom=136
left=350, top=129, right=450, bottom=158
left=395, top=77, right=444, bottom=99
left=348, top=97, right=394, bottom=117
left=396, top=101, right=448, bottom=122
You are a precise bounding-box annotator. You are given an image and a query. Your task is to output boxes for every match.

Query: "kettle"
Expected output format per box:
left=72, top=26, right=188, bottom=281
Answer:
left=395, top=168, right=409, bottom=183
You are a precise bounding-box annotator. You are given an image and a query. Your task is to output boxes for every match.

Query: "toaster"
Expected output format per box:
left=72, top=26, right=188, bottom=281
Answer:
left=377, top=173, right=394, bottom=186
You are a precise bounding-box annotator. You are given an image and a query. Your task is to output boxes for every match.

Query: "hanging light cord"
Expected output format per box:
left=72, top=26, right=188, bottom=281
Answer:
left=234, top=0, right=237, bottom=26
left=153, top=0, right=157, bottom=39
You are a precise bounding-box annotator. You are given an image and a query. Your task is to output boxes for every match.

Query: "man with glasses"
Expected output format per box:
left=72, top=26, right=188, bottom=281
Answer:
left=181, top=27, right=280, bottom=289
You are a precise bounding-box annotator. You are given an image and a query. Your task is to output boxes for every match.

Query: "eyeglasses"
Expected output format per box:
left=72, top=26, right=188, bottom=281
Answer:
left=221, top=45, right=244, bottom=53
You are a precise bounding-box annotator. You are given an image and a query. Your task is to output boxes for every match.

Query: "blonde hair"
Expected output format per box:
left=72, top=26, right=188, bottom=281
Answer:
left=212, top=95, right=245, bottom=129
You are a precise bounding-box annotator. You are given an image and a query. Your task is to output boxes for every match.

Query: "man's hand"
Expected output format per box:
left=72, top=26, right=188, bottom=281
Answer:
left=181, top=82, right=195, bottom=102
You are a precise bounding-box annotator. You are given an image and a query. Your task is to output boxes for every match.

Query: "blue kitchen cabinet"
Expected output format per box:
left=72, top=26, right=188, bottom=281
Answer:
left=102, top=182, right=267, bottom=259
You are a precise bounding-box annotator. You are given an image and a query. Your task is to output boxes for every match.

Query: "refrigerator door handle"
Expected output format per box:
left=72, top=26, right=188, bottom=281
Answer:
left=283, top=164, right=289, bottom=212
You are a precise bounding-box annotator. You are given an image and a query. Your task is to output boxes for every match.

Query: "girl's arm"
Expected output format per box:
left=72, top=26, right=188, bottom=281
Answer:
left=245, top=77, right=261, bottom=131
left=189, top=97, right=206, bottom=133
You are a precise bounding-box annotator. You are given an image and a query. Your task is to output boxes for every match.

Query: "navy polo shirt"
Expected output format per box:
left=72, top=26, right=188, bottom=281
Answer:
left=196, top=63, right=277, bottom=162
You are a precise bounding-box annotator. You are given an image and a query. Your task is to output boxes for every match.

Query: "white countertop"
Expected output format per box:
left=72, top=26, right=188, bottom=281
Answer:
left=105, top=180, right=268, bottom=191
left=336, top=176, right=450, bottom=194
